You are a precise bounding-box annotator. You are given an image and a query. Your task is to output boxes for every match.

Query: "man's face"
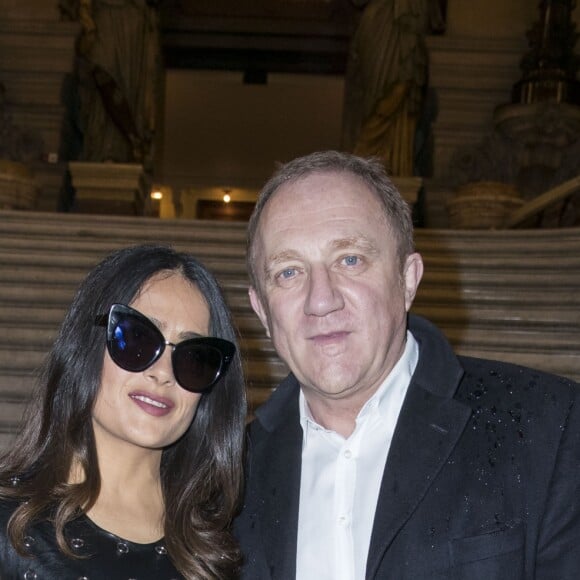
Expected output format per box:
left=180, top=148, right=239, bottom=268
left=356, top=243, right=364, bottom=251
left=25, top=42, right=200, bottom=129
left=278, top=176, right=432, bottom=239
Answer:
left=249, top=171, right=423, bottom=406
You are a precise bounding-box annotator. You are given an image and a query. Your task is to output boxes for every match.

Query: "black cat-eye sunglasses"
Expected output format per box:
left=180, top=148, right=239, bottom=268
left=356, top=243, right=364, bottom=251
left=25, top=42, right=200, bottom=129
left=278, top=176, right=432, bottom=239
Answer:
left=97, top=303, right=235, bottom=393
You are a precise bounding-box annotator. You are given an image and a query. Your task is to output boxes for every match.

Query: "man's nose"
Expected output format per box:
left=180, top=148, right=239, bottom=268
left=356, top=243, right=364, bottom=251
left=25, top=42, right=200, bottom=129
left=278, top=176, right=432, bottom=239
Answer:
left=304, top=266, right=344, bottom=316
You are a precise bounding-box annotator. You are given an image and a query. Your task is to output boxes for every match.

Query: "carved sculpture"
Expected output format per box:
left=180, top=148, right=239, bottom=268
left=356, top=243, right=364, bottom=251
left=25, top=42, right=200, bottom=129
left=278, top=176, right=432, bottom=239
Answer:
left=61, top=0, right=162, bottom=169
left=341, top=0, right=429, bottom=176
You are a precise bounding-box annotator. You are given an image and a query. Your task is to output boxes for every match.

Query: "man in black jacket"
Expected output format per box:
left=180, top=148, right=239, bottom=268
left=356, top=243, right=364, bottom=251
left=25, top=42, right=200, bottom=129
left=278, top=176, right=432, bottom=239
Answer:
left=235, top=150, right=580, bottom=579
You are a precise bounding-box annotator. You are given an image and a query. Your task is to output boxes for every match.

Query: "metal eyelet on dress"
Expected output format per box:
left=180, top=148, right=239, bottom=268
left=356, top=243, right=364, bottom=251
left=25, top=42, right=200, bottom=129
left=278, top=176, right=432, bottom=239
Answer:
left=70, top=538, right=85, bottom=550
left=116, top=541, right=129, bottom=555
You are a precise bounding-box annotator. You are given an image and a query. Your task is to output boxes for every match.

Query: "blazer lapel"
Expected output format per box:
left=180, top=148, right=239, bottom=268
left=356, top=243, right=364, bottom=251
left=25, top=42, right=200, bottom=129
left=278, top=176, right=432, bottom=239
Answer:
left=365, top=315, right=476, bottom=578
left=254, top=380, right=303, bottom=579
left=366, top=381, right=472, bottom=578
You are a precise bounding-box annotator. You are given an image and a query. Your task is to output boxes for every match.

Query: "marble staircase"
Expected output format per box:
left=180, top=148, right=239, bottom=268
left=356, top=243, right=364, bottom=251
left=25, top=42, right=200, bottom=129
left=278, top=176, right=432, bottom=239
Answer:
left=0, top=210, right=579, bottom=450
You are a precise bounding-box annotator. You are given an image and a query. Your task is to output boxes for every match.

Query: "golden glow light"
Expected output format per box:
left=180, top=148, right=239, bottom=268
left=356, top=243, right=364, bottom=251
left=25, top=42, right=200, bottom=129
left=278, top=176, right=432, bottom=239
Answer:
left=223, top=194, right=231, bottom=203
left=151, top=190, right=163, bottom=200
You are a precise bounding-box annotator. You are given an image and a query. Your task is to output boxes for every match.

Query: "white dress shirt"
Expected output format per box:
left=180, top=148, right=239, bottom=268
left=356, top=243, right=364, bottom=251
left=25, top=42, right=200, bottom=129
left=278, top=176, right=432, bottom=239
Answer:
left=296, top=331, right=419, bottom=580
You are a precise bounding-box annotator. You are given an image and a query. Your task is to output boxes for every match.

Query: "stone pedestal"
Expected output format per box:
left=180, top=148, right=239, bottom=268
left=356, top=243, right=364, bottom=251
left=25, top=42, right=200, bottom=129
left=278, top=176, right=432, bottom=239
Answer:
left=0, top=160, right=38, bottom=209
left=30, top=161, right=69, bottom=212
left=68, top=162, right=147, bottom=215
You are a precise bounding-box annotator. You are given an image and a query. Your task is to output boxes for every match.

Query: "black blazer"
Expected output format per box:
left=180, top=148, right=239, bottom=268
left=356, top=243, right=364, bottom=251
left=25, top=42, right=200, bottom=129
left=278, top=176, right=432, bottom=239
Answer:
left=234, top=314, right=580, bottom=579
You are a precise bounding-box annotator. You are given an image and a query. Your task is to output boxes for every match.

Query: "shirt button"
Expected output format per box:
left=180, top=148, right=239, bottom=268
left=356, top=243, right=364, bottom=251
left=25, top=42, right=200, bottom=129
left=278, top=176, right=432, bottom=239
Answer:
left=338, top=515, right=348, bottom=525
left=344, top=449, right=352, bottom=459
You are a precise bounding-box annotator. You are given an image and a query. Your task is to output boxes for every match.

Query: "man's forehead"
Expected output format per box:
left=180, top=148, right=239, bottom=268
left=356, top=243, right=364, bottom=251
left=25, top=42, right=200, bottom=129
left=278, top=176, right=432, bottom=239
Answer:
left=265, top=174, right=379, bottom=218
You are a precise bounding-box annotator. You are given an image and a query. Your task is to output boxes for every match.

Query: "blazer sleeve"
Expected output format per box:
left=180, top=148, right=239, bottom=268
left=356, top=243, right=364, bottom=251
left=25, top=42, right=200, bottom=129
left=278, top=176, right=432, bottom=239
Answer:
left=535, top=387, right=580, bottom=578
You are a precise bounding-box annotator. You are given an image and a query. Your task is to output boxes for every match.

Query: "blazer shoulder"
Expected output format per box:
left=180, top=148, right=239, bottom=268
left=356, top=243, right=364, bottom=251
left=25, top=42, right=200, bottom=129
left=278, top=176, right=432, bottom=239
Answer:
left=456, top=355, right=578, bottom=416
left=250, top=374, right=301, bottom=435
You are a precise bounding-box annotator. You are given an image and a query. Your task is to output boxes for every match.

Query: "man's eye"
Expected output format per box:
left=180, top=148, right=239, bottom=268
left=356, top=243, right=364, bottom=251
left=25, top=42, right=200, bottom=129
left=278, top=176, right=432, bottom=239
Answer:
left=278, top=268, right=296, bottom=280
left=342, top=255, right=360, bottom=266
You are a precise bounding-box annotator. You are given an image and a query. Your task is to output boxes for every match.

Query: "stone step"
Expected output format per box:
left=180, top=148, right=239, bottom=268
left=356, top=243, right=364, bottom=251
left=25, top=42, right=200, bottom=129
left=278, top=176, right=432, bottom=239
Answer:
left=411, top=304, right=580, bottom=328
left=0, top=389, right=34, bottom=444
left=3, top=211, right=580, bottom=257
left=424, top=255, right=580, bottom=273
left=0, top=251, right=246, bottom=277
left=1, top=230, right=579, bottom=264
left=0, top=396, right=30, bottom=423
left=2, top=209, right=580, bottom=249
left=0, top=237, right=247, bottom=261
left=0, top=431, right=17, bottom=449
left=0, top=281, right=249, bottom=305
left=0, top=371, right=37, bottom=395
left=0, top=210, right=248, bottom=238
left=415, top=227, right=580, bottom=251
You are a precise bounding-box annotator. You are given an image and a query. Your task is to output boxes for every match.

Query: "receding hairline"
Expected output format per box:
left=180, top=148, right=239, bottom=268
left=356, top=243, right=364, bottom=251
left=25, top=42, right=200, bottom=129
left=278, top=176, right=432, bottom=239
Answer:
left=247, top=165, right=407, bottom=288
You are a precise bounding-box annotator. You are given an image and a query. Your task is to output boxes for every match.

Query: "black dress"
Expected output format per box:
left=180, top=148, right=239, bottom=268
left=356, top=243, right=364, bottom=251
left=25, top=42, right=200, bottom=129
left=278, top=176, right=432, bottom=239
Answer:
left=0, top=500, right=183, bottom=580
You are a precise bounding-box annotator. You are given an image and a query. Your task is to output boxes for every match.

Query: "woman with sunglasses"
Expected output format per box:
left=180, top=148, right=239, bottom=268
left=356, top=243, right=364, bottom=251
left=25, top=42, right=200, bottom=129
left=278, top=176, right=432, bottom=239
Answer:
left=0, top=244, right=247, bottom=579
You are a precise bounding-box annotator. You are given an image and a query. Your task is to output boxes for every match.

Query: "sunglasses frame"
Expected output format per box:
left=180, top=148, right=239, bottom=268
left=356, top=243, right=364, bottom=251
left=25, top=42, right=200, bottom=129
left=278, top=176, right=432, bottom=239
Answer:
left=97, top=303, right=235, bottom=393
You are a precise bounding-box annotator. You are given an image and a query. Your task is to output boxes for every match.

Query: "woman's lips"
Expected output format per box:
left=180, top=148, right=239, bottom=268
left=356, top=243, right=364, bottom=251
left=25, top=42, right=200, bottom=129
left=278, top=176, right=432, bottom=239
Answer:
left=129, top=391, right=174, bottom=417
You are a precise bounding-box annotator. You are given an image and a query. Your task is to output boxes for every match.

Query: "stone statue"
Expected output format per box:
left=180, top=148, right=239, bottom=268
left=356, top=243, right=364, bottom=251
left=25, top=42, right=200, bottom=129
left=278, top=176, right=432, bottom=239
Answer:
left=61, top=0, right=162, bottom=168
left=342, top=0, right=429, bottom=176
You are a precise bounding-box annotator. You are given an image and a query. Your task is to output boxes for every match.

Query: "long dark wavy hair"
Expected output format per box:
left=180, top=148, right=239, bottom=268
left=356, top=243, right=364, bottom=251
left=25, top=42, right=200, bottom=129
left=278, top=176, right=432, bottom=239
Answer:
left=0, top=244, right=247, bottom=579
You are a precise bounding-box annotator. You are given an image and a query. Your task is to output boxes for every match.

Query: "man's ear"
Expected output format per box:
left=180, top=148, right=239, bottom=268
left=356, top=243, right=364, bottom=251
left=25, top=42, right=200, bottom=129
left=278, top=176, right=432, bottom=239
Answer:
left=402, top=252, right=424, bottom=311
left=249, top=286, right=271, bottom=338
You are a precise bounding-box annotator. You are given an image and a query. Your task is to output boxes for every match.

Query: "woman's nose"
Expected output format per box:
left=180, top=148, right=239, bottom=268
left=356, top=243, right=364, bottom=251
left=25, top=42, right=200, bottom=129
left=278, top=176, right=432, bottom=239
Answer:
left=146, top=345, right=176, bottom=386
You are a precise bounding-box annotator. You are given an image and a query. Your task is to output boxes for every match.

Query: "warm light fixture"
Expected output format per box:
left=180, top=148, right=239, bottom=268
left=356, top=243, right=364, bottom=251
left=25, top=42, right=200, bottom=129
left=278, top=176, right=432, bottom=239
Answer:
left=223, top=193, right=231, bottom=203
left=151, top=190, right=163, bottom=200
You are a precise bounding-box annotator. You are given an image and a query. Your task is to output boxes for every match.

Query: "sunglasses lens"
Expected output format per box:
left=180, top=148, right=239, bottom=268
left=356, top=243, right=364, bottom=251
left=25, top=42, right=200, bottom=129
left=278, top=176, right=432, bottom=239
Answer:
left=173, top=344, right=224, bottom=393
left=108, top=309, right=162, bottom=372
